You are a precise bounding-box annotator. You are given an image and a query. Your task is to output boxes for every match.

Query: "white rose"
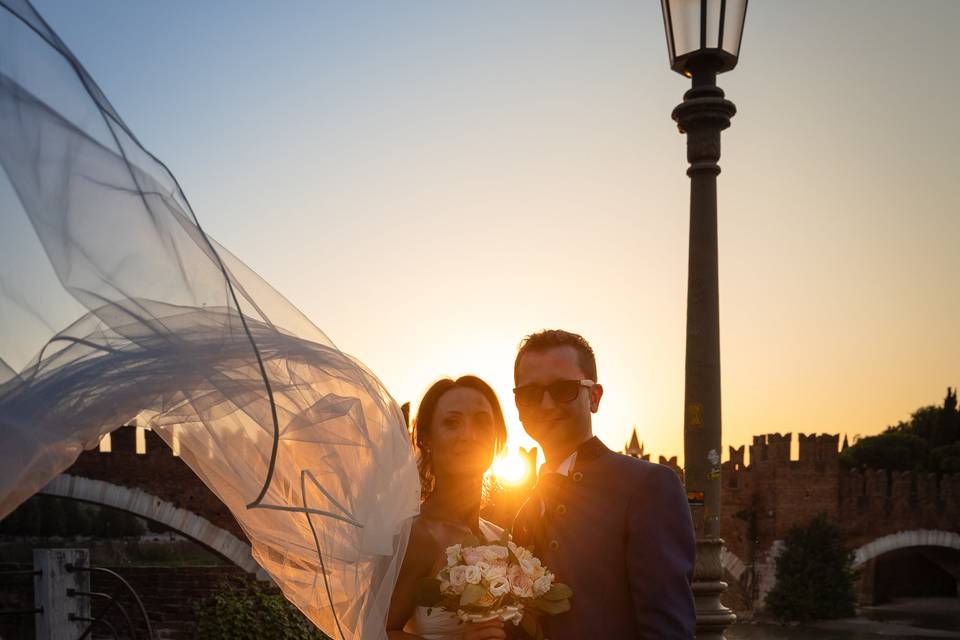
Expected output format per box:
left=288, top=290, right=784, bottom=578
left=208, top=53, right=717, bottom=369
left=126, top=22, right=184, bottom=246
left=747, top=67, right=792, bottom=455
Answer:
left=513, top=545, right=533, bottom=563
left=533, top=574, right=553, bottom=597
left=449, top=565, right=469, bottom=593
left=484, top=563, right=507, bottom=580
left=475, top=561, right=491, bottom=577
left=446, top=544, right=462, bottom=567
left=463, top=565, right=482, bottom=585
left=484, top=545, right=509, bottom=562
left=488, top=575, right=511, bottom=597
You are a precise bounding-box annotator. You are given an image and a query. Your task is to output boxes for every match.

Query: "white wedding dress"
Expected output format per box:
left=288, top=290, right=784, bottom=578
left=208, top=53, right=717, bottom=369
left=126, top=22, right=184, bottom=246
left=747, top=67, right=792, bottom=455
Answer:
left=404, top=520, right=504, bottom=640
left=0, top=2, right=420, bottom=639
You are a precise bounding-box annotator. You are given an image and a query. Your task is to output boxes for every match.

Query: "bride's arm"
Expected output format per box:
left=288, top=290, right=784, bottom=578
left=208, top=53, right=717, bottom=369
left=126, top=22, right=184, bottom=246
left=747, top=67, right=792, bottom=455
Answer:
left=387, top=520, right=437, bottom=639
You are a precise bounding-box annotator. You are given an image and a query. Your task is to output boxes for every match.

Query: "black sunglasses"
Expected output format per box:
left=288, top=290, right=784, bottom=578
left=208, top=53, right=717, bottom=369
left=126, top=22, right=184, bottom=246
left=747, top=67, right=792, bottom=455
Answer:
left=513, top=379, right=595, bottom=407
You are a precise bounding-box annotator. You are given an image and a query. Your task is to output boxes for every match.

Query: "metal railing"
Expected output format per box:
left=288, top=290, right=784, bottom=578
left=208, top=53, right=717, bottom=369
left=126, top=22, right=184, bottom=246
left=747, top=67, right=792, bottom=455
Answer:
left=65, top=563, right=154, bottom=640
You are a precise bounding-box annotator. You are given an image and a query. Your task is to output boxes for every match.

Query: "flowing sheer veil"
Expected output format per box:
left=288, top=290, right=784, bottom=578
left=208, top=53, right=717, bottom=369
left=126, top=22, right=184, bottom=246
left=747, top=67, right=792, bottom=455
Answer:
left=0, top=1, right=420, bottom=638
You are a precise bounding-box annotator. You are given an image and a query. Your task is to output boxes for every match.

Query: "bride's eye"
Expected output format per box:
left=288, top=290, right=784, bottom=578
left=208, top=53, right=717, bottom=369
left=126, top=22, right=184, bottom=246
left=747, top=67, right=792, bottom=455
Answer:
left=442, top=415, right=463, bottom=429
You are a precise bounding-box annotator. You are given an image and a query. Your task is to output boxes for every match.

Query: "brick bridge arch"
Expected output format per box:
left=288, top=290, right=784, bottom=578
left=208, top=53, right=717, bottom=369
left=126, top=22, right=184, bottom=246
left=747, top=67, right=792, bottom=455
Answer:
left=853, top=529, right=960, bottom=568
left=51, top=425, right=264, bottom=576
left=39, top=474, right=261, bottom=575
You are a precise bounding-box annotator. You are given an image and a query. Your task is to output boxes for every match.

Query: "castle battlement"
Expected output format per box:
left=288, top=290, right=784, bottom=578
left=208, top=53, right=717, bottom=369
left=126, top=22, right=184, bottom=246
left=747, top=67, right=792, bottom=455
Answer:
left=797, top=433, right=840, bottom=466
left=749, top=432, right=792, bottom=464
left=741, top=432, right=840, bottom=469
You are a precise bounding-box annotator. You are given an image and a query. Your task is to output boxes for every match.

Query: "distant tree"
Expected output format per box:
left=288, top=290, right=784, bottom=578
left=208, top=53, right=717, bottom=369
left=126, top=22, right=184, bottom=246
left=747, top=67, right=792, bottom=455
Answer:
left=765, top=512, right=856, bottom=623
left=935, top=388, right=959, bottom=448
left=931, top=442, right=960, bottom=474
left=839, top=429, right=927, bottom=471
left=840, top=387, right=960, bottom=473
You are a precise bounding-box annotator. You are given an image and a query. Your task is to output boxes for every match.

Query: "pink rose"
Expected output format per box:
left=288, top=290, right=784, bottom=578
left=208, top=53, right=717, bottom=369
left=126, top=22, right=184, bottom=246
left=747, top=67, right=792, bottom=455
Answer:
left=461, top=547, right=484, bottom=566
left=508, top=564, right=534, bottom=598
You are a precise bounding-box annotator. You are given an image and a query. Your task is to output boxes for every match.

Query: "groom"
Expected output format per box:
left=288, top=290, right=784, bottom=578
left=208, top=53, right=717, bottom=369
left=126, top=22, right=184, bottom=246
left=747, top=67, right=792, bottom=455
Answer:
left=511, top=329, right=695, bottom=639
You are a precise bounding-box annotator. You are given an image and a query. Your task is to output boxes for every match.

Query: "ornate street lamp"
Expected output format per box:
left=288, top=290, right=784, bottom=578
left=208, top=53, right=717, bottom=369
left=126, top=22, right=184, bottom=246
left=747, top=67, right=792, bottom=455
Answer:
left=661, top=1, right=747, bottom=638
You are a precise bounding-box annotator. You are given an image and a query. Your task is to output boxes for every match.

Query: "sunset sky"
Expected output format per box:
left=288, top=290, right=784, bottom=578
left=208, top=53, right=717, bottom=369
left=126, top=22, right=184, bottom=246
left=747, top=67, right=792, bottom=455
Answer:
left=26, top=0, right=960, bottom=466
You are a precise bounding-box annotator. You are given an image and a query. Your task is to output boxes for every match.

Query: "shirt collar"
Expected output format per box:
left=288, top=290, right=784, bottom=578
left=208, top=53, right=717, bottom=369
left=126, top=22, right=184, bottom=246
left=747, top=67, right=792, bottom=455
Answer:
left=538, top=435, right=606, bottom=478
left=540, top=450, right=577, bottom=478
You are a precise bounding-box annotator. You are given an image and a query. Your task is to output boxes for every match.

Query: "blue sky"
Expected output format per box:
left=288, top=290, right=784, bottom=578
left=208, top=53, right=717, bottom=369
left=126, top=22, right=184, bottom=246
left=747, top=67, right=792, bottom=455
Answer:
left=18, top=0, right=960, bottom=463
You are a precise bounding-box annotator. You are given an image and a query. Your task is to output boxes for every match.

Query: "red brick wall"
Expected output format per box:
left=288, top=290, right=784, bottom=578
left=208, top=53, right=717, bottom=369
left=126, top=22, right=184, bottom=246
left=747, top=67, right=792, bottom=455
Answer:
left=720, top=432, right=960, bottom=572
left=67, top=426, right=245, bottom=542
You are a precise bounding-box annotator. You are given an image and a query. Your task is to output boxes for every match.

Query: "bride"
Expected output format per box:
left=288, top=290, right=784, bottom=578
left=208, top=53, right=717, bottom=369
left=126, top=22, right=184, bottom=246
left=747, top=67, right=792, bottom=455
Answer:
left=387, top=377, right=508, bottom=640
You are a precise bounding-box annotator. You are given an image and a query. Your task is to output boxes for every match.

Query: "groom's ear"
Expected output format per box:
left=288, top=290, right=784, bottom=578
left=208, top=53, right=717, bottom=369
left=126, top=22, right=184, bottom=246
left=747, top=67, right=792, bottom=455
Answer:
left=589, top=383, right=603, bottom=413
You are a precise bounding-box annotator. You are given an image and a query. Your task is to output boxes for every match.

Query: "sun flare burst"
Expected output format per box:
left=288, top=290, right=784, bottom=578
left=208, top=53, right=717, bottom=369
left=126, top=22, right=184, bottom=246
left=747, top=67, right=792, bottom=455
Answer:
left=490, top=448, right=532, bottom=486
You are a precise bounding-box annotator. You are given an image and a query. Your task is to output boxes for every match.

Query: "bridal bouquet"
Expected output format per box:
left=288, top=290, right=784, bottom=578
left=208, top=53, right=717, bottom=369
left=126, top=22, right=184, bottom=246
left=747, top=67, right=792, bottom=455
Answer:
left=416, top=532, right=572, bottom=639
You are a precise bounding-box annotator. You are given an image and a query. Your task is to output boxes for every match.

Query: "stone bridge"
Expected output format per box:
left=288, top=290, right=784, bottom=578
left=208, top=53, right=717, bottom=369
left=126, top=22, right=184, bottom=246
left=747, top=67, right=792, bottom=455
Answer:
left=719, top=433, right=960, bottom=606
left=40, top=426, right=960, bottom=607
left=38, top=425, right=263, bottom=576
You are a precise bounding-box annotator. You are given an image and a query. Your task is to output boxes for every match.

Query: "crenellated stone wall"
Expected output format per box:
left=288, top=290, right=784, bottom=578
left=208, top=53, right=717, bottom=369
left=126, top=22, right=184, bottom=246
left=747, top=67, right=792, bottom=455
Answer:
left=718, top=431, right=960, bottom=608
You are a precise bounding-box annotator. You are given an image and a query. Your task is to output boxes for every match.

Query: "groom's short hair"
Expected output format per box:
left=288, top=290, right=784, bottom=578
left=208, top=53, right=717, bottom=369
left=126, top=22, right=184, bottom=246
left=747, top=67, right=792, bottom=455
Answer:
left=514, top=329, right=597, bottom=384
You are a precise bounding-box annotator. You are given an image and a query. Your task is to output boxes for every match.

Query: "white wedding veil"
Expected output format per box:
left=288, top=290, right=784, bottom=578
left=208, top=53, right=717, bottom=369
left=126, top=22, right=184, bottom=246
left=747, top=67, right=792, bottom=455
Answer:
left=0, top=1, right=420, bottom=638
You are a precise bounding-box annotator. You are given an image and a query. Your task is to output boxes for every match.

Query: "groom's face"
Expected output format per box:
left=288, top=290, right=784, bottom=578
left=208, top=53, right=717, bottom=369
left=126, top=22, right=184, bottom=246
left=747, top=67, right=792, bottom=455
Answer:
left=515, top=345, right=601, bottom=456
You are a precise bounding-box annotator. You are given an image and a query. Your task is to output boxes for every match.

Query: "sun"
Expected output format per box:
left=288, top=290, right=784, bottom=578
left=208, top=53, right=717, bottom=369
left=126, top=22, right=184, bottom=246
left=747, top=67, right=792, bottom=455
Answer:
left=490, top=448, right=532, bottom=486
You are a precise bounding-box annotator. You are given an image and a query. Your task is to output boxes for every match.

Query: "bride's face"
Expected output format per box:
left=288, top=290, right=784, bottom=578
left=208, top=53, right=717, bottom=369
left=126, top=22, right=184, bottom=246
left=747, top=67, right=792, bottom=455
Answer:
left=427, top=387, right=497, bottom=479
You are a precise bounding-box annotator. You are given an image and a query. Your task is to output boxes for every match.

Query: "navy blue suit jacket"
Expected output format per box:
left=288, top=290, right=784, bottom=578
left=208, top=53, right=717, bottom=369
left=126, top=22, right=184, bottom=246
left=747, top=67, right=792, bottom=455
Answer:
left=512, top=437, right=695, bottom=639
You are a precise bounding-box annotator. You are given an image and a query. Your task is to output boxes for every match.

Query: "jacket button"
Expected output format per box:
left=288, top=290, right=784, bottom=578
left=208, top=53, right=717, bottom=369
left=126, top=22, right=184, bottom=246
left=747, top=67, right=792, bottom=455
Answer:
left=548, top=540, right=560, bottom=551
left=555, top=504, right=567, bottom=516
left=572, top=471, right=583, bottom=482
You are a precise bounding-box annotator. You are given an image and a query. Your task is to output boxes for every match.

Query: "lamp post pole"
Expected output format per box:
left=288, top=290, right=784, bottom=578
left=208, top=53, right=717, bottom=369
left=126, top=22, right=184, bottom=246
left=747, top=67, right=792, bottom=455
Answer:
left=674, top=60, right=738, bottom=640
left=659, top=2, right=747, bottom=635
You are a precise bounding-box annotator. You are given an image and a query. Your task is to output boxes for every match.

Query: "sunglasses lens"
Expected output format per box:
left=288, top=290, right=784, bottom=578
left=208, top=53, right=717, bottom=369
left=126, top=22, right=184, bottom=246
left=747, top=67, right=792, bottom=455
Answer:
left=549, top=380, right=580, bottom=403
left=516, top=386, right=543, bottom=406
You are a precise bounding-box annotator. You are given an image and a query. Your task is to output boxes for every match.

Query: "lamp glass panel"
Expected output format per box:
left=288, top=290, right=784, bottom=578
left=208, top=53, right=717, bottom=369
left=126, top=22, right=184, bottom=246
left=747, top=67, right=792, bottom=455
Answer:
left=705, top=0, right=722, bottom=49
left=668, top=0, right=702, bottom=58
left=661, top=0, right=676, bottom=61
left=722, top=0, right=747, bottom=57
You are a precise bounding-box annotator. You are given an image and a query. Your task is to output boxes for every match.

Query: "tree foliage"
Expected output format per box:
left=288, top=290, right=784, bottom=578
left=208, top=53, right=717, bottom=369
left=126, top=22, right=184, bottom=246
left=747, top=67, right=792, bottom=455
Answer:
left=194, top=586, right=331, bottom=640
left=765, top=512, right=857, bottom=622
left=840, top=387, right=960, bottom=473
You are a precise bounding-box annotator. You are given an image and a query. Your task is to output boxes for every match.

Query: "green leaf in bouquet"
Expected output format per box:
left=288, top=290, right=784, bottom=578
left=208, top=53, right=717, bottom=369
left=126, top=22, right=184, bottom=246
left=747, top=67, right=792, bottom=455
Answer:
left=531, top=596, right=571, bottom=615
left=543, top=582, right=573, bottom=601
left=520, top=611, right=544, bottom=640
left=414, top=577, right=442, bottom=607
left=459, top=583, right=486, bottom=607
left=461, top=533, right=481, bottom=548
left=520, top=612, right=538, bottom=638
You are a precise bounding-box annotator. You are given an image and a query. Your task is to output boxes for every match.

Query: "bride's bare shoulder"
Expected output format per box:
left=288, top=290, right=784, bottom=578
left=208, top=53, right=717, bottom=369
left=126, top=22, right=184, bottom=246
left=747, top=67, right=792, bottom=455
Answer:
left=409, top=514, right=442, bottom=548
left=400, top=516, right=443, bottom=576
